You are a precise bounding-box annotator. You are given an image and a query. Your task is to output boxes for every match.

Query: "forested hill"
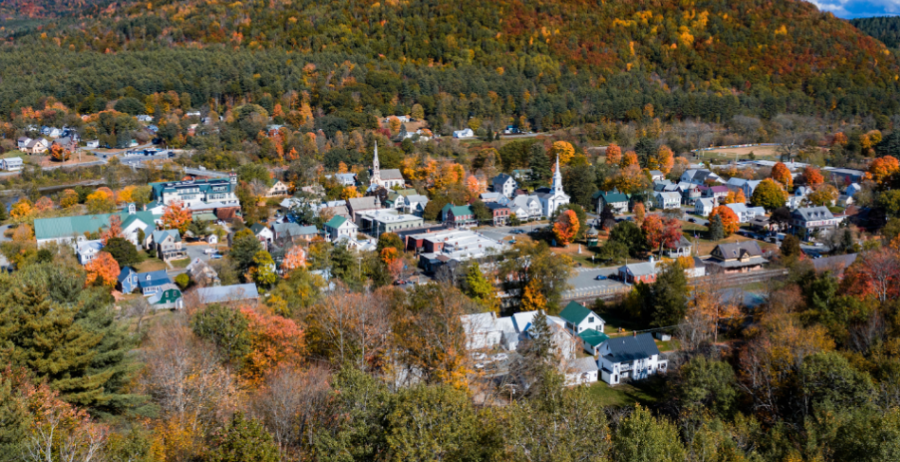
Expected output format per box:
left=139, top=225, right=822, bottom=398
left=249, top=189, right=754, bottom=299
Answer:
left=851, top=16, right=900, bottom=49
left=0, top=0, right=898, bottom=124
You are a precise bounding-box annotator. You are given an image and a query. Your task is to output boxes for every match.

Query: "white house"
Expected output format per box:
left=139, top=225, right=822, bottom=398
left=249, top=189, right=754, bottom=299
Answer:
left=2, top=157, right=23, bottom=172
left=598, top=333, right=668, bottom=385
left=681, top=169, right=723, bottom=185
left=74, top=237, right=103, bottom=265
left=649, top=170, right=665, bottom=182
left=401, top=194, right=429, bottom=216
left=653, top=191, right=682, bottom=210
left=536, top=156, right=570, bottom=217
left=509, top=194, right=542, bottom=221
left=85, top=140, right=100, bottom=149
left=511, top=310, right=577, bottom=361
left=136, top=115, right=154, bottom=123
left=324, top=215, right=358, bottom=241
left=453, top=128, right=475, bottom=139
left=460, top=312, right=517, bottom=350
left=593, top=190, right=630, bottom=214
left=725, top=203, right=765, bottom=223
left=559, top=301, right=605, bottom=335
left=492, top=173, right=518, bottom=197
left=565, top=357, right=600, bottom=386
left=265, top=180, right=290, bottom=197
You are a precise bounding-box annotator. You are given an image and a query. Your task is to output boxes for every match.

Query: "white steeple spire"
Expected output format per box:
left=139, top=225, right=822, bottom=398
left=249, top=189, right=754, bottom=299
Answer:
left=552, top=154, right=563, bottom=194
left=371, top=141, right=381, bottom=185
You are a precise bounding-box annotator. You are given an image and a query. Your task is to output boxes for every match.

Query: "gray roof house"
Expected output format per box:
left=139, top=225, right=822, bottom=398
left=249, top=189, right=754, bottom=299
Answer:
left=597, top=333, right=667, bottom=385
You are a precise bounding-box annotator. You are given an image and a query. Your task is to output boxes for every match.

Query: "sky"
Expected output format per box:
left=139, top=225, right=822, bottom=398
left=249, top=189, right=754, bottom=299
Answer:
left=809, top=0, right=900, bottom=18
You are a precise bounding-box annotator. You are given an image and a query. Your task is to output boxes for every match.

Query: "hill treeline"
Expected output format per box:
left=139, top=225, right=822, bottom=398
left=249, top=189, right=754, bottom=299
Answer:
left=0, top=0, right=897, bottom=127
left=851, top=16, right=900, bottom=49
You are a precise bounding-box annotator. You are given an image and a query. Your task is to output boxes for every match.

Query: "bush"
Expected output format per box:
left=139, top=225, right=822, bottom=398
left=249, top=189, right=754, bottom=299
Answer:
left=175, top=273, right=190, bottom=290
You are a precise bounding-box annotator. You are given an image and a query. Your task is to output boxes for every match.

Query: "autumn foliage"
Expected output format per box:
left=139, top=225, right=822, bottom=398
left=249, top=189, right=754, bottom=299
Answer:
left=100, top=215, right=123, bottom=245
left=868, top=155, right=900, bottom=183
left=605, top=143, right=622, bottom=166
left=85, top=251, right=120, bottom=288
left=239, top=306, right=305, bottom=385
left=642, top=214, right=682, bottom=254
left=282, top=246, right=307, bottom=274
left=162, top=201, right=192, bottom=233
left=708, top=205, right=740, bottom=236
left=770, top=162, right=793, bottom=189
left=553, top=209, right=579, bottom=246
left=802, top=166, right=824, bottom=186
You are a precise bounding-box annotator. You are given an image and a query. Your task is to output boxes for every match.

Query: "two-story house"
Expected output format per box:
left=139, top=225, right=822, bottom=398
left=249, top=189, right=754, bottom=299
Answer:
left=324, top=215, right=358, bottom=241
left=653, top=191, right=682, bottom=210
left=250, top=223, right=274, bottom=247
left=725, top=203, right=766, bottom=223
left=265, top=180, right=291, bottom=197
left=791, top=206, right=840, bottom=240
left=75, top=237, right=103, bottom=265
left=147, top=284, right=184, bottom=310
left=151, top=229, right=186, bottom=261
left=486, top=202, right=511, bottom=226
left=137, top=270, right=173, bottom=296
left=695, top=198, right=716, bottom=216
left=701, top=185, right=730, bottom=202
left=441, top=204, right=476, bottom=228
left=593, top=190, right=629, bottom=214
left=118, top=267, right=140, bottom=293
left=509, top=195, right=542, bottom=221
left=492, top=173, right=518, bottom=197
left=559, top=301, right=606, bottom=335
left=706, top=241, right=766, bottom=274
left=598, top=333, right=668, bottom=385
left=346, top=196, right=381, bottom=222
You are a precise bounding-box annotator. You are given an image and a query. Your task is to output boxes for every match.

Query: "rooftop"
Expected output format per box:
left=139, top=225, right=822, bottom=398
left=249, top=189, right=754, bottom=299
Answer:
left=602, top=333, right=660, bottom=363
left=196, top=283, right=260, bottom=304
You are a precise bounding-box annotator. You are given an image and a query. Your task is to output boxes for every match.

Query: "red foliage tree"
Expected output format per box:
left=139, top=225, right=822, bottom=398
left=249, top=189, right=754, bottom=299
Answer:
left=642, top=214, right=682, bottom=254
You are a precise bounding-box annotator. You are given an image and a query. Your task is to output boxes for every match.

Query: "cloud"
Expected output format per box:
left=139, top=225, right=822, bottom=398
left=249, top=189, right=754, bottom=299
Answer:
left=808, top=0, right=900, bottom=18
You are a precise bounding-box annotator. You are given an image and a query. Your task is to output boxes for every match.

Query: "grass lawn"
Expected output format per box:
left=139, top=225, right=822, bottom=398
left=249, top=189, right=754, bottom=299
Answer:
left=585, top=378, right=664, bottom=407
left=135, top=258, right=167, bottom=272
left=170, top=258, right=191, bottom=269
left=0, top=150, right=25, bottom=159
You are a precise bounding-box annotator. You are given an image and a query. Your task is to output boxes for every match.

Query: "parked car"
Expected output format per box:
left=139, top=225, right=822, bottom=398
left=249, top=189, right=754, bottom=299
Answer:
left=595, top=274, right=607, bottom=280
left=688, top=218, right=695, bottom=223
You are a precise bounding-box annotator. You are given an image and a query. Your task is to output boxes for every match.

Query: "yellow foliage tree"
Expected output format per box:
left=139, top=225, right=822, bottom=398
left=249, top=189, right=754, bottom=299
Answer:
left=520, top=278, right=547, bottom=312
left=551, top=141, right=575, bottom=165
left=10, top=198, right=33, bottom=220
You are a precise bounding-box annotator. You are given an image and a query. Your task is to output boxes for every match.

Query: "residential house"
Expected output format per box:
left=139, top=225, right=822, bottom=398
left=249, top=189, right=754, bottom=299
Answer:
left=272, top=223, right=315, bottom=244
left=186, top=258, right=220, bottom=286
left=579, top=329, right=611, bottom=356
left=486, top=202, right=511, bottom=226
left=441, top=204, right=476, bottom=228
left=147, top=284, right=184, bottom=310
left=593, top=189, right=629, bottom=214
left=695, top=198, right=716, bottom=216
left=559, top=301, right=606, bottom=335
left=678, top=183, right=702, bottom=205
left=845, top=183, right=862, bottom=198
left=706, top=241, right=767, bottom=273
left=664, top=235, right=693, bottom=258
left=725, top=203, right=766, bottom=223
left=618, top=261, right=658, bottom=284
left=509, top=195, right=542, bottom=221
left=17, top=137, right=31, bottom=150
left=565, top=357, right=600, bottom=386
left=383, top=189, right=418, bottom=209
left=151, top=229, right=186, bottom=261
left=401, top=194, right=429, bottom=216
left=250, top=223, right=274, bottom=247
left=1, top=157, right=23, bottom=171
left=453, top=128, right=475, bottom=138
left=324, top=215, right=358, bottom=241
left=823, top=167, right=865, bottom=185
left=332, top=173, right=357, bottom=187
left=136, top=115, right=154, bottom=123
left=346, top=196, right=381, bottom=221
left=649, top=170, right=665, bottom=182
left=653, top=191, right=682, bottom=210
left=791, top=206, right=840, bottom=239
left=598, top=333, right=668, bottom=385
left=23, top=138, right=49, bottom=155
left=702, top=185, right=730, bottom=202
left=85, top=140, right=100, bottom=149
left=118, top=267, right=140, bottom=293
left=75, top=237, right=103, bottom=265
left=726, top=178, right=762, bottom=198
left=137, top=270, right=173, bottom=296
left=53, top=137, right=77, bottom=153
left=511, top=311, right=578, bottom=361
left=265, top=181, right=290, bottom=197
left=195, top=283, right=260, bottom=304
left=147, top=175, right=241, bottom=220
left=512, top=169, right=533, bottom=182
left=492, top=173, right=518, bottom=197
left=460, top=312, right=518, bottom=350
left=41, top=126, right=62, bottom=138
left=681, top=169, right=723, bottom=185
left=35, top=208, right=156, bottom=247
left=535, top=156, right=570, bottom=217
left=479, top=192, right=506, bottom=204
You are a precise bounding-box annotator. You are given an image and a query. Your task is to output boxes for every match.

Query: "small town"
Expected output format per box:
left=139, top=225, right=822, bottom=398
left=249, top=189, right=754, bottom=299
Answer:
left=2, top=1, right=900, bottom=461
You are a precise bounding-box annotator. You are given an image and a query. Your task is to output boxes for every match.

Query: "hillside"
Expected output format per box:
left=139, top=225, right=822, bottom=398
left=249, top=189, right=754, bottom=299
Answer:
left=0, top=0, right=898, bottom=125
left=851, top=16, right=900, bottom=49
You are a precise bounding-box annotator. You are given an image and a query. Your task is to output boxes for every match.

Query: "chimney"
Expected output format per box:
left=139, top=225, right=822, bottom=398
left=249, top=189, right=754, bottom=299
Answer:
left=632, top=331, right=636, bottom=337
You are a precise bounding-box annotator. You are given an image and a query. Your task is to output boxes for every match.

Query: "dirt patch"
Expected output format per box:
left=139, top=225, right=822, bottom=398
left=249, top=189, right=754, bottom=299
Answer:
left=38, top=152, right=100, bottom=168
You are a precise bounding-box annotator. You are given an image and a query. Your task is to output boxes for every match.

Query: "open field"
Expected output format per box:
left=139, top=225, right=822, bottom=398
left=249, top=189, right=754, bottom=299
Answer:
left=698, top=145, right=780, bottom=160
left=585, top=378, right=664, bottom=407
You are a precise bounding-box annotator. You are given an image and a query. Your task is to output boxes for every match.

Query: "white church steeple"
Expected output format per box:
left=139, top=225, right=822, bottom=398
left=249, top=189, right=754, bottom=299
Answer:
left=551, top=154, right=563, bottom=194
left=371, top=141, right=381, bottom=185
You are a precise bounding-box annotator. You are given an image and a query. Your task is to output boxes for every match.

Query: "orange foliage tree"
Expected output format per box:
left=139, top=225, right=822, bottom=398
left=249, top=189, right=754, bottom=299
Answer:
left=642, top=215, right=682, bottom=254
left=633, top=202, right=646, bottom=227
left=282, top=246, right=307, bottom=275
left=553, top=209, right=579, bottom=246
left=868, top=155, right=900, bottom=183
left=605, top=143, right=622, bottom=166
left=34, top=196, right=54, bottom=213
left=734, top=188, right=747, bottom=203
left=520, top=278, right=546, bottom=311
left=621, top=151, right=639, bottom=168
left=654, top=145, right=675, bottom=174
left=380, top=247, right=404, bottom=280
left=551, top=141, right=575, bottom=165
left=465, top=175, right=483, bottom=197
left=803, top=166, right=824, bottom=186
left=100, top=215, right=123, bottom=245
left=840, top=250, right=900, bottom=304
left=162, top=201, right=192, bottom=233
left=604, top=163, right=647, bottom=194
left=10, top=198, right=33, bottom=220
left=771, top=162, right=793, bottom=189
left=85, top=252, right=120, bottom=288
left=239, top=307, right=305, bottom=384
left=50, top=143, right=71, bottom=162
left=709, top=205, right=740, bottom=236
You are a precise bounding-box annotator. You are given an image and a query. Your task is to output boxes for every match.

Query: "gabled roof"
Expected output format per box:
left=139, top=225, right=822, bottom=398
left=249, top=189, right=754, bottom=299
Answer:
left=137, top=270, right=171, bottom=288
left=579, top=328, right=610, bottom=347
left=325, top=215, right=350, bottom=229
left=620, top=261, right=658, bottom=277
left=709, top=185, right=729, bottom=193
left=347, top=196, right=379, bottom=210
left=602, top=333, right=660, bottom=363
left=559, top=301, right=598, bottom=325
left=714, top=241, right=763, bottom=259
left=593, top=189, right=629, bottom=203
left=793, top=206, right=835, bottom=221
left=195, top=283, right=260, bottom=304
left=569, top=356, right=599, bottom=373
left=492, top=173, right=514, bottom=185
left=35, top=211, right=157, bottom=241
left=117, top=266, right=137, bottom=282
left=379, top=169, right=405, bottom=181
left=250, top=223, right=269, bottom=235
left=272, top=222, right=306, bottom=237
left=151, top=229, right=181, bottom=243
left=443, top=204, right=473, bottom=217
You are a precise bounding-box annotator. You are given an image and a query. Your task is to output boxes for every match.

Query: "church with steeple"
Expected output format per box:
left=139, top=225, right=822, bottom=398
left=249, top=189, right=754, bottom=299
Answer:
left=536, top=155, right=570, bottom=217
left=368, top=141, right=406, bottom=191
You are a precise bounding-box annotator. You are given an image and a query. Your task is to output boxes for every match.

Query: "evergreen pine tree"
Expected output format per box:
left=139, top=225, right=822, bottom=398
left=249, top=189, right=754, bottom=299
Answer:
left=708, top=214, right=724, bottom=241
left=0, top=202, right=8, bottom=223
left=529, top=144, right=551, bottom=185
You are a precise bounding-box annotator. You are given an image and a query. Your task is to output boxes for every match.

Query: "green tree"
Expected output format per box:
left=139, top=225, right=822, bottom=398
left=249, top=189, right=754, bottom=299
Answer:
left=230, top=229, right=263, bottom=278
left=470, top=200, right=492, bottom=223
left=646, top=262, right=689, bottom=327
left=877, top=190, right=900, bottom=218
left=174, top=273, right=190, bottom=290
left=609, top=220, right=646, bottom=257
left=751, top=178, right=788, bottom=210
left=252, top=250, right=278, bottom=287
left=635, top=137, right=656, bottom=167
left=797, top=352, right=875, bottom=419
left=313, top=367, right=392, bottom=461
left=562, top=166, right=595, bottom=209
left=104, top=237, right=140, bottom=267
left=205, top=412, right=280, bottom=462
left=190, top=303, right=252, bottom=364
left=708, top=214, right=724, bottom=241
left=676, top=356, right=738, bottom=417
left=613, top=406, right=687, bottom=462
left=781, top=234, right=802, bottom=259
left=528, top=143, right=551, bottom=184
left=461, top=261, right=499, bottom=312
left=377, top=232, right=404, bottom=253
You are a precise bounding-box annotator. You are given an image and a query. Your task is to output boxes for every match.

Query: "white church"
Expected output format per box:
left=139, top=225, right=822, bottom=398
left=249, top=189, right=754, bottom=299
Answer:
left=536, top=156, right=570, bottom=217
left=368, top=142, right=406, bottom=191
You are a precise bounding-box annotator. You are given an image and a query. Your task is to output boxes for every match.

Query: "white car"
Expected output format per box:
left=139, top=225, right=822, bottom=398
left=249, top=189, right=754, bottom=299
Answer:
left=204, top=248, right=216, bottom=255
left=472, top=352, right=487, bottom=361
left=474, top=363, right=485, bottom=370
left=492, top=353, right=509, bottom=362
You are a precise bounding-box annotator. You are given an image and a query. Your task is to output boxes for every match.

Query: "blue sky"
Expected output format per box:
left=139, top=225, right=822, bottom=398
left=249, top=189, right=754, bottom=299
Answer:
left=810, top=0, right=900, bottom=18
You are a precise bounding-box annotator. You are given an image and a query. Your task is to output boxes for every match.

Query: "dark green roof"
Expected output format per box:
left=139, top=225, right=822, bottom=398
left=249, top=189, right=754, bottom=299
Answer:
left=35, top=210, right=157, bottom=241
left=592, top=190, right=629, bottom=203
left=325, top=215, right=348, bottom=228
left=443, top=204, right=473, bottom=216
left=560, top=301, right=596, bottom=325
left=579, top=329, right=610, bottom=347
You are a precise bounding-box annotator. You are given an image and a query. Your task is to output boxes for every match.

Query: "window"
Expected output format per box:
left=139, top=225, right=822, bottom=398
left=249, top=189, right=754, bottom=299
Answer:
left=588, top=316, right=594, bottom=323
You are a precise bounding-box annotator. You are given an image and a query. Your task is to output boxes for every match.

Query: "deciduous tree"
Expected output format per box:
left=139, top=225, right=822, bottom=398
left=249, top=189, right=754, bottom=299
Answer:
left=708, top=206, right=739, bottom=236
left=282, top=246, right=307, bottom=274
left=803, top=166, right=824, bottom=186
left=771, top=162, right=793, bottom=189
left=642, top=215, right=682, bottom=254
left=553, top=209, right=579, bottom=246
left=605, top=143, right=622, bottom=166
left=85, top=251, right=120, bottom=287
left=751, top=178, right=788, bottom=210
left=162, top=201, right=192, bottom=233
left=868, top=155, right=900, bottom=183
left=551, top=141, right=575, bottom=165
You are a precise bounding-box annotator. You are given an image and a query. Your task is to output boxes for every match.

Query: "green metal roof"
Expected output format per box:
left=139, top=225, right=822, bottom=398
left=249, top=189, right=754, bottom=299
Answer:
left=443, top=204, right=473, bottom=217
left=150, top=177, right=233, bottom=200
left=35, top=210, right=157, bottom=241
left=592, top=189, right=629, bottom=203
left=579, top=329, right=610, bottom=347
left=325, top=215, right=348, bottom=228
left=560, top=301, right=595, bottom=325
